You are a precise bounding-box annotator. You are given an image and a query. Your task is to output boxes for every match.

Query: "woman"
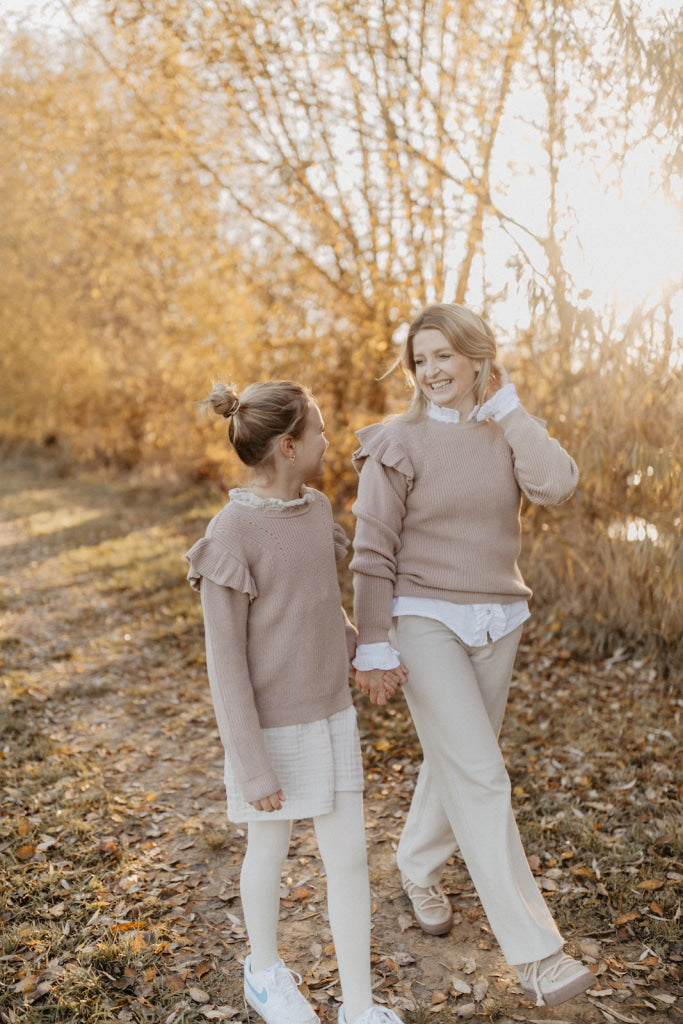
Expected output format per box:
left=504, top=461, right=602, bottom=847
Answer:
left=350, top=304, right=593, bottom=1008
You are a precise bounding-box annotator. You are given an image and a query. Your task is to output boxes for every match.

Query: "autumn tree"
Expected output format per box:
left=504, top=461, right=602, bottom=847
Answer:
left=1, top=0, right=681, bottom=659
left=0, top=28, right=277, bottom=472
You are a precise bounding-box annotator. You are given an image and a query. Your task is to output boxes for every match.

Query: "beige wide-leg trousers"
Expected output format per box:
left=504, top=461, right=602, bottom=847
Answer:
left=394, top=615, right=563, bottom=966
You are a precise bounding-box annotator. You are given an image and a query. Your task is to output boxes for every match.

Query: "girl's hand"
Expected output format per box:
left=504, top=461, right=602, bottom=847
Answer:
left=250, top=789, right=285, bottom=812
left=356, top=667, right=406, bottom=706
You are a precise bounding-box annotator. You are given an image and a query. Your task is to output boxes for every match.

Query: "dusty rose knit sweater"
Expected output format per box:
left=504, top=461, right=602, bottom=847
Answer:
left=186, top=488, right=355, bottom=802
left=350, top=405, right=578, bottom=646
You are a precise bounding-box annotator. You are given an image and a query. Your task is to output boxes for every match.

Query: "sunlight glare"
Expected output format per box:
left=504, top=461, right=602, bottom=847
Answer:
left=607, top=517, right=660, bottom=544
left=563, top=152, right=683, bottom=314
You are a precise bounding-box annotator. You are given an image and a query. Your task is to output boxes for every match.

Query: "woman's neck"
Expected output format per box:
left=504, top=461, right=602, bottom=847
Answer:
left=456, top=396, right=476, bottom=419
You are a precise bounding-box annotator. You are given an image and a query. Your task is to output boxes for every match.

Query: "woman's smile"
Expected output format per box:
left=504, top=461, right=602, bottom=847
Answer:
left=412, top=328, right=478, bottom=415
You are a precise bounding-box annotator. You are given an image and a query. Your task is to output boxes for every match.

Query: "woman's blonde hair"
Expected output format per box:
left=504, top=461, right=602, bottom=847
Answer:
left=201, top=380, right=313, bottom=468
left=393, top=303, right=497, bottom=421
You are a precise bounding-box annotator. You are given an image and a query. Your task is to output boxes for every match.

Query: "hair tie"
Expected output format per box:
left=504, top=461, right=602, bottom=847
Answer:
left=224, top=397, right=240, bottom=418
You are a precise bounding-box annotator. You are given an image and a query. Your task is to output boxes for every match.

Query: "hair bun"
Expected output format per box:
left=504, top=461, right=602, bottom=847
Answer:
left=222, top=396, right=240, bottom=418
left=206, top=383, right=241, bottom=419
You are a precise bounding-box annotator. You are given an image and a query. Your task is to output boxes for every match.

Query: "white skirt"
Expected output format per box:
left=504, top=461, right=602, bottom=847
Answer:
left=224, top=704, right=364, bottom=823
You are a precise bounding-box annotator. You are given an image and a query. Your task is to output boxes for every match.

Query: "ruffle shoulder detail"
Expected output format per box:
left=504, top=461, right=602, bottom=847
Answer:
left=332, top=522, right=351, bottom=562
left=352, top=422, right=414, bottom=482
left=185, top=536, right=257, bottom=599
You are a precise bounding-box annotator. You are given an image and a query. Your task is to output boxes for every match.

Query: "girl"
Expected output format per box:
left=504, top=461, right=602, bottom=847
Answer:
left=186, top=380, right=404, bottom=1024
left=350, top=304, right=594, bottom=1008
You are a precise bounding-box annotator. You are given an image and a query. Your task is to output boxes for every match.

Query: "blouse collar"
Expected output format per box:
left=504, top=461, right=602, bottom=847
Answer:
left=427, top=402, right=480, bottom=423
left=229, top=487, right=314, bottom=510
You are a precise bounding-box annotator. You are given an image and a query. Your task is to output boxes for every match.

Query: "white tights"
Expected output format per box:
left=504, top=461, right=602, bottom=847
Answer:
left=240, top=791, right=373, bottom=1022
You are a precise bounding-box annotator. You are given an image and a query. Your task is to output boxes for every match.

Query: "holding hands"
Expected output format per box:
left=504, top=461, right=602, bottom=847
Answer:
left=355, top=666, right=407, bottom=706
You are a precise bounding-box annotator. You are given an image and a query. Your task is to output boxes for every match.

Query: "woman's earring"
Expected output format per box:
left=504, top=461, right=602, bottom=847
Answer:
left=290, top=454, right=296, bottom=464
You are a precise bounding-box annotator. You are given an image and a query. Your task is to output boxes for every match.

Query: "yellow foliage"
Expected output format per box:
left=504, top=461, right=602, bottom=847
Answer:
left=0, top=2, right=680, bottom=666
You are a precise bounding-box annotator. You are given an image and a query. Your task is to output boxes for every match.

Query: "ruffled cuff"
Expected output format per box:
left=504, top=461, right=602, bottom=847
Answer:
left=477, top=382, right=520, bottom=422
left=352, top=642, right=402, bottom=671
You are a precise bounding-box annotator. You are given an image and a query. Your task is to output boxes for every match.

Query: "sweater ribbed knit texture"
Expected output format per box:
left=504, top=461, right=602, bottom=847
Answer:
left=186, top=488, right=355, bottom=802
left=350, top=405, right=578, bottom=646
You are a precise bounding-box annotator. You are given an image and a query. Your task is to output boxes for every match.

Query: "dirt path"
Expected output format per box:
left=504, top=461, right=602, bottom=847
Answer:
left=1, top=453, right=680, bottom=1024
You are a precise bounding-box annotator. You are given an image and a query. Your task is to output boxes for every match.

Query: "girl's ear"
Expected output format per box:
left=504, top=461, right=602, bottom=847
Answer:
left=279, top=434, right=296, bottom=460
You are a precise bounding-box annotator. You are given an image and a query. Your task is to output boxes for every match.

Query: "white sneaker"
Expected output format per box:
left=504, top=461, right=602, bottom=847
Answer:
left=338, top=1006, right=405, bottom=1024
left=244, top=955, right=319, bottom=1024
left=516, top=950, right=594, bottom=1007
left=400, top=872, right=453, bottom=935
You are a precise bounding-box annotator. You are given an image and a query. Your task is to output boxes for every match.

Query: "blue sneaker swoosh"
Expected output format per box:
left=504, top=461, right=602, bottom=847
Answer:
left=245, top=974, right=268, bottom=1004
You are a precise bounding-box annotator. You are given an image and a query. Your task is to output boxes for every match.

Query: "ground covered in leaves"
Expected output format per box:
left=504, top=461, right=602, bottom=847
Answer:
left=1, top=454, right=681, bottom=1024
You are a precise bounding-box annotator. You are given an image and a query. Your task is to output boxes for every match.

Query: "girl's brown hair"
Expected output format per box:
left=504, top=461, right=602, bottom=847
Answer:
left=202, top=381, right=313, bottom=468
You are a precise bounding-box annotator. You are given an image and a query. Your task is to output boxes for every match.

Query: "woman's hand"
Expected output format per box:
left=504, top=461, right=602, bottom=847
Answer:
left=250, top=789, right=286, bottom=812
left=356, top=666, right=407, bottom=706
left=485, top=362, right=510, bottom=401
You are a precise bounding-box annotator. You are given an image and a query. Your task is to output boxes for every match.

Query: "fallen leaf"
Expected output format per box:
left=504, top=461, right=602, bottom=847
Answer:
left=14, top=975, right=38, bottom=994
left=650, top=991, right=677, bottom=1005
left=189, top=986, right=211, bottom=1003
left=289, top=887, right=313, bottom=901
left=615, top=910, right=641, bottom=925
left=451, top=978, right=471, bottom=996
left=580, top=938, right=602, bottom=958
left=455, top=1001, right=476, bottom=1019
left=571, top=865, right=598, bottom=879
left=26, top=980, right=53, bottom=1003
left=472, top=978, right=488, bottom=1001
left=117, top=874, right=139, bottom=892
left=98, top=840, right=120, bottom=856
